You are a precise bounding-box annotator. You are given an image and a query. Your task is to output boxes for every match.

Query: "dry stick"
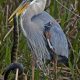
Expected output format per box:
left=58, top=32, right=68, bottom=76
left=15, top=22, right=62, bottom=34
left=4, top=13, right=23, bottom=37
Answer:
left=56, top=0, right=80, bottom=18
left=15, top=69, right=19, bottom=80
left=32, top=55, right=35, bottom=80
left=55, top=55, right=58, bottom=80
left=3, top=5, right=10, bottom=41
left=6, top=5, right=9, bottom=28
left=3, top=26, right=14, bottom=41
left=32, top=64, right=35, bottom=80
left=58, top=67, right=70, bottom=71
left=61, top=77, right=69, bottom=80
left=20, top=72, right=28, bottom=80
left=23, top=73, right=28, bottom=80
left=53, top=54, right=58, bottom=80
left=24, top=74, right=28, bottom=80
left=76, top=65, right=80, bottom=75
left=61, top=70, right=71, bottom=74
left=50, top=68, right=71, bottom=73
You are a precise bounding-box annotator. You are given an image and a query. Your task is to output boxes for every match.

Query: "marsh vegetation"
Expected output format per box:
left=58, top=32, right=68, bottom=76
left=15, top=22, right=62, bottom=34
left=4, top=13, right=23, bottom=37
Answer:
left=0, top=0, right=80, bottom=79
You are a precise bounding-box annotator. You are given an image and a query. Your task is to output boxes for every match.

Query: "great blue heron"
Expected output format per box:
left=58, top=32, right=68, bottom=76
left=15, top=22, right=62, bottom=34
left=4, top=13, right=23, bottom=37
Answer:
left=20, top=0, right=69, bottom=65
left=9, top=0, right=69, bottom=78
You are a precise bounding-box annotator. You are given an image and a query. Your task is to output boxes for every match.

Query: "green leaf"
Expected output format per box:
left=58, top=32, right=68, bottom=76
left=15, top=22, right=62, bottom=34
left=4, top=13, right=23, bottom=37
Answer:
left=34, top=69, right=40, bottom=80
left=0, top=0, right=5, bottom=4
left=5, top=38, right=11, bottom=66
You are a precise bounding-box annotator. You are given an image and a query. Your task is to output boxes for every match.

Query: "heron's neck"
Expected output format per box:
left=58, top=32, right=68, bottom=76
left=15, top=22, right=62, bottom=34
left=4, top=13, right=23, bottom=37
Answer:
left=22, top=0, right=47, bottom=21
left=31, top=0, right=47, bottom=10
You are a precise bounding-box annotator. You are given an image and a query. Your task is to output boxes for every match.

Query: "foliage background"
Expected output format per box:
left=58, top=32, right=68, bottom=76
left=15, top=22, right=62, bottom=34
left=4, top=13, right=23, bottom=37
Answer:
left=0, top=0, right=80, bottom=79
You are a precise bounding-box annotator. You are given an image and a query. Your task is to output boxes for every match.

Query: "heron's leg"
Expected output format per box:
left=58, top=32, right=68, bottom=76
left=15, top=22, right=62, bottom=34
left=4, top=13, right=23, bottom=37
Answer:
left=53, top=54, right=58, bottom=80
left=32, top=54, right=36, bottom=80
left=32, top=63, right=35, bottom=80
left=44, top=30, right=58, bottom=79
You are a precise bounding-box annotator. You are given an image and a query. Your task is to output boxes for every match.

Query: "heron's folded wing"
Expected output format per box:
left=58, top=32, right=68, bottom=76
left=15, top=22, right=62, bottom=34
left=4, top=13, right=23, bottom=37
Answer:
left=32, top=11, right=69, bottom=58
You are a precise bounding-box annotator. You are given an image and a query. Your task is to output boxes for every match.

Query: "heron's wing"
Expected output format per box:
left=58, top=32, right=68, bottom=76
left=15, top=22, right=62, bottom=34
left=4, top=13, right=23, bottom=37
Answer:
left=20, top=11, right=69, bottom=69
left=20, top=11, right=51, bottom=69
left=32, top=11, right=69, bottom=58
left=50, top=21, right=69, bottom=58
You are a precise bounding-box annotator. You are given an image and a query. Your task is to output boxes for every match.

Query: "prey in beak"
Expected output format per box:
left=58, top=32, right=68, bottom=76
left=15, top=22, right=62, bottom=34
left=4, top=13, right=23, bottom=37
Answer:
left=3, top=1, right=29, bottom=41
left=8, top=0, right=29, bottom=23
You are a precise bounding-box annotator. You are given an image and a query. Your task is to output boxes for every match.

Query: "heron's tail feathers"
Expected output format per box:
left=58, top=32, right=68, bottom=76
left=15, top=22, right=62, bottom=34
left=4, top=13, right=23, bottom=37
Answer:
left=58, top=56, right=69, bottom=66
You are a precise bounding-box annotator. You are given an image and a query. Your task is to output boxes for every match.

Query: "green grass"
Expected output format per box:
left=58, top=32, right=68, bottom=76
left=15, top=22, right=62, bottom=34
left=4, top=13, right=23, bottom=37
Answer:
left=0, top=0, right=80, bottom=80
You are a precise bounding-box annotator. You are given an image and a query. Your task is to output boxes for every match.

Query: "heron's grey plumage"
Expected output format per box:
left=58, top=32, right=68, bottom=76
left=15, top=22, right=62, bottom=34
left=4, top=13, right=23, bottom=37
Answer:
left=31, top=11, right=69, bottom=58
left=20, top=0, right=69, bottom=69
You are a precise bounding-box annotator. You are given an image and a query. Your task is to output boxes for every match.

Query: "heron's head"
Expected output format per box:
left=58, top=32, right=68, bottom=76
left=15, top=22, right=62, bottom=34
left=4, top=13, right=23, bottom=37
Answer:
left=28, top=0, right=51, bottom=9
left=8, top=0, right=29, bottom=22
left=8, top=0, right=51, bottom=23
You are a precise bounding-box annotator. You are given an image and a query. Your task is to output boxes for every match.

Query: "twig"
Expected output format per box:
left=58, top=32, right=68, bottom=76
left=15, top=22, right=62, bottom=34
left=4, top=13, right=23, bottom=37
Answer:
left=61, top=77, right=69, bottom=80
left=15, top=69, right=19, bottom=80
left=61, top=70, right=71, bottom=74
left=58, top=67, right=70, bottom=71
left=3, top=26, right=14, bottom=41
left=50, top=66, right=70, bottom=71
left=32, top=56, right=35, bottom=80
left=6, top=5, right=9, bottom=28
left=56, top=0, right=80, bottom=18
left=23, top=73, right=27, bottom=80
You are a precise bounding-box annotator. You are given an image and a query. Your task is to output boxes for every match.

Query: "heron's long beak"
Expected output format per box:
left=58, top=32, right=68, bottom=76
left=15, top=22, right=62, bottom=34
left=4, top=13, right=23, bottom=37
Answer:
left=8, top=1, right=29, bottom=23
